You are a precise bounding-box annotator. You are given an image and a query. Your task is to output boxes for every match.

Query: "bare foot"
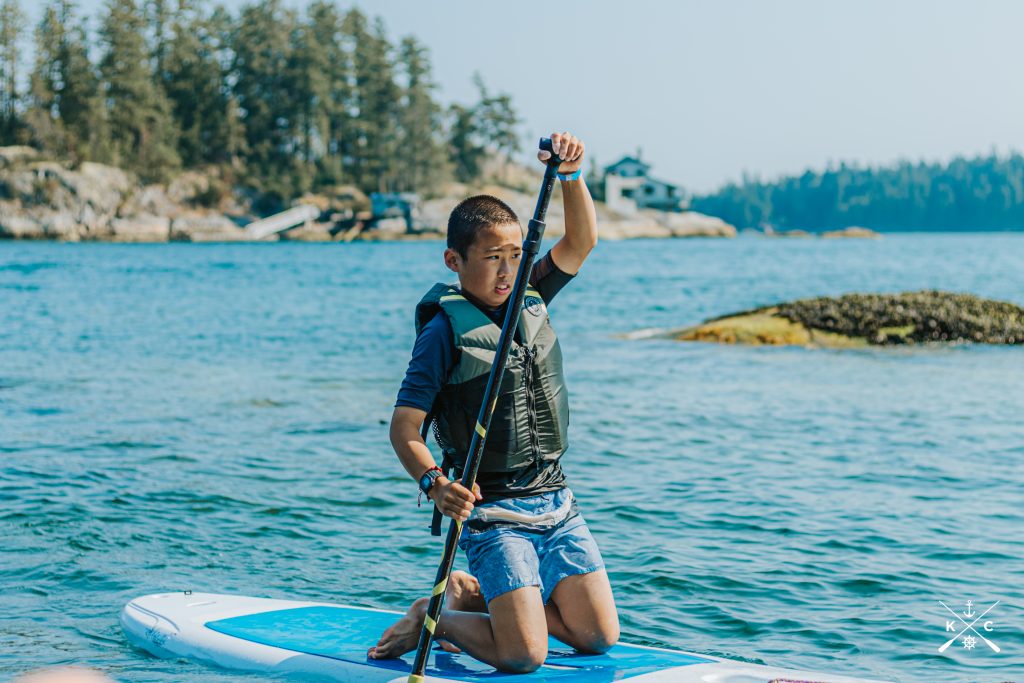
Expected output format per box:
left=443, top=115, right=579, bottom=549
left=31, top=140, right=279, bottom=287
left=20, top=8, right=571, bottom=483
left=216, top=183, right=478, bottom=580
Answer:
left=368, top=597, right=430, bottom=659
left=368, top=572, right=485, bottom=659
left=447, top=570, right=485, bottom=613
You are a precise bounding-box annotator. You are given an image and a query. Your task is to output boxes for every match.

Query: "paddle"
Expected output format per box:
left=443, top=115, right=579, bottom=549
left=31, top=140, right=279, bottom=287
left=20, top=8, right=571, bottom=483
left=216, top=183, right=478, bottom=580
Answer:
left=407, top=138, right=563, bottom=682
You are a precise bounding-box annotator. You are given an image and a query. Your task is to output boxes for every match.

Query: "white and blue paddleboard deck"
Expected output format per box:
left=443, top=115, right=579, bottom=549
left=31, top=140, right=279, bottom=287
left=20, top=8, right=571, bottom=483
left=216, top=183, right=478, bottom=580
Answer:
left=121, top=592, right=890, bottom=683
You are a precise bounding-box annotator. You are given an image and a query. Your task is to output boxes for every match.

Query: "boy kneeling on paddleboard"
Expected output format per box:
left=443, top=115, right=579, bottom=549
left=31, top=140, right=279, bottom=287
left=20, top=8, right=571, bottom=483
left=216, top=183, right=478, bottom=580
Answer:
left=368, top=132, right=619, bottom=673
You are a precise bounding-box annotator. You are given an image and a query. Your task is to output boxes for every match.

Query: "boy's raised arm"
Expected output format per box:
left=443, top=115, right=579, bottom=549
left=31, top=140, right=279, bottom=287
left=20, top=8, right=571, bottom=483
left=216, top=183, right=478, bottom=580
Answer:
left=541, top=131, right=598, bottom=276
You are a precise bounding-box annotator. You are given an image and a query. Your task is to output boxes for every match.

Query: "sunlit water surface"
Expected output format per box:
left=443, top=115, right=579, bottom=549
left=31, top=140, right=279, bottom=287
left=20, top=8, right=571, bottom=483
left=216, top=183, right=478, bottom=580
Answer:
left=2, top=234, right=1022, bottom=682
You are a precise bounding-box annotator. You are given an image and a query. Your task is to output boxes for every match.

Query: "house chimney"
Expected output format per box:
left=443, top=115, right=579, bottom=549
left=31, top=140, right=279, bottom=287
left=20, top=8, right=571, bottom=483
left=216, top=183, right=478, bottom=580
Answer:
left=636, top=147, right=642, bottom=161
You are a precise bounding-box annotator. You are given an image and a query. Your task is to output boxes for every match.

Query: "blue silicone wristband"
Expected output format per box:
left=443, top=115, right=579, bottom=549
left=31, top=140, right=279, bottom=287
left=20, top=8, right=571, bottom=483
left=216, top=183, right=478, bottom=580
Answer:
left=557, top=168, right=583, bottom=182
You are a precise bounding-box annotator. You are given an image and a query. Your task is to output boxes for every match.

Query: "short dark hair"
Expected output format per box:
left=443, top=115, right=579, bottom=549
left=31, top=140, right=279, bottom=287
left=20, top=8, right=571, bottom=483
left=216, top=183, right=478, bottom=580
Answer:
left=447, top=195, right=521, bottom=259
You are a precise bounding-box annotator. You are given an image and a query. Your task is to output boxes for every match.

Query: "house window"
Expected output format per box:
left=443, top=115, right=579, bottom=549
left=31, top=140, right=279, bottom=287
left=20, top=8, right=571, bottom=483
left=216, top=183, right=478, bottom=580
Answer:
left=645, top=186, right=654, bottom=196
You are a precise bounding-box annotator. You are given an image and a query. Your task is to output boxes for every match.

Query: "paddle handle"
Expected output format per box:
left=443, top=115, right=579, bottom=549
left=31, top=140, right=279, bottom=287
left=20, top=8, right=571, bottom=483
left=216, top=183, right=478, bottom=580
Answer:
left=539, top=136, right=559, bottom=157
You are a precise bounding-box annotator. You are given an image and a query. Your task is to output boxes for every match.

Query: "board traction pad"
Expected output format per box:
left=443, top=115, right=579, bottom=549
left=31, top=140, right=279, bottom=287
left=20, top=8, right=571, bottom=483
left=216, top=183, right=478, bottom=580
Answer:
left=205, top=605, right=712, bottom=681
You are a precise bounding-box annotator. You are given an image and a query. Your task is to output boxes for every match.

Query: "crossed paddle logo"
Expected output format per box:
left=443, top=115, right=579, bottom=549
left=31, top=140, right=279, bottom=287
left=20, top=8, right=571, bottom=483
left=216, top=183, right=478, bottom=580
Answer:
left=938, top=600, right=999, bottom=653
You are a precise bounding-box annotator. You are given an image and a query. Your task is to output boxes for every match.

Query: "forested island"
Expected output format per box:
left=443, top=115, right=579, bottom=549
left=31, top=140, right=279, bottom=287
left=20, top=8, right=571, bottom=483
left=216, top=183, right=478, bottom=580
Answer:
left=0, top=0, right=512, bottom=209
left=691, top=155, right=1024, bottom=232
left=0, top=0, right=1021, bottom=238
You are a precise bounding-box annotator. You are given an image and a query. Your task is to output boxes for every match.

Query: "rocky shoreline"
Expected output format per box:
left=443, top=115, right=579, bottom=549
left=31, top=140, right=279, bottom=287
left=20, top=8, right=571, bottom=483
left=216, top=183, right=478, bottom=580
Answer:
left=0, top=147, right=738, bottom=243
left=759, top=226, right=881, bottom=239
left=659, top=291, right=1024, bottom=347
left=0, top=147, right=250, bottom=242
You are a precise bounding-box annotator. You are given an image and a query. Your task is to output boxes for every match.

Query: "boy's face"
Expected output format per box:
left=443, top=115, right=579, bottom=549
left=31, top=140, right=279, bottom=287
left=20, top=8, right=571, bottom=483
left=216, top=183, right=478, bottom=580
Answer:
left=445, top=222, right=523, bottom=309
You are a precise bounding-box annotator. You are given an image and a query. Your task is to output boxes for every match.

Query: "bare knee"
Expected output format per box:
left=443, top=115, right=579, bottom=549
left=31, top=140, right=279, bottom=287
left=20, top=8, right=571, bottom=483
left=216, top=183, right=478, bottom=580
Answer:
left=572, top=624, right=620, bottom=655
left=494, top=642, right=547, bottom=674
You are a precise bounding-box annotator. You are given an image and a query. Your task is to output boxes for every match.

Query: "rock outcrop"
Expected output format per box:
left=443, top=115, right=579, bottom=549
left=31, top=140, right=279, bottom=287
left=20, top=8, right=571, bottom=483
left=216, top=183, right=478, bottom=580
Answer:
left=170, top=215, right=247, bottom=242
left=0, top=148, right=248, bottom=242
left=663, top=291, right=1024, bottom=347
left=821, top=226, right=881, bottom=239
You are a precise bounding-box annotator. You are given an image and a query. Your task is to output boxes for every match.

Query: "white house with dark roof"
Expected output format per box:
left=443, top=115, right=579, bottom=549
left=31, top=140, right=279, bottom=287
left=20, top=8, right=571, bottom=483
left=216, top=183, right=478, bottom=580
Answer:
left=605, top=156, right=651, bottom=179
left=604, top=152, right=685, bottom=214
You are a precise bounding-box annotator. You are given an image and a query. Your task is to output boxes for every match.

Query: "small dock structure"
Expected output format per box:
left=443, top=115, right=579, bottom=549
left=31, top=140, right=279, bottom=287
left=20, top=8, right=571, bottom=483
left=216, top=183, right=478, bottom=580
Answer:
left=244, top=205, right=321, bottom=240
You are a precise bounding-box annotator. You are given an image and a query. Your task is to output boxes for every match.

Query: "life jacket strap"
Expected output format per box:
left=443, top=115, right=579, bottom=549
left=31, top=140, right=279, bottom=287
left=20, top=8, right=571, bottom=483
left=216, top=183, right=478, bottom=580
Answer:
left=429, top=447, right=458, bottom=536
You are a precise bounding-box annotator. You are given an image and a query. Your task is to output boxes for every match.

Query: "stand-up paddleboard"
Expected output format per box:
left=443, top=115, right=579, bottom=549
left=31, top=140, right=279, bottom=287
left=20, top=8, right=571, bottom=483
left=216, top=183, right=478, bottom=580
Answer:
left=121, top=592, right=891, bottom=682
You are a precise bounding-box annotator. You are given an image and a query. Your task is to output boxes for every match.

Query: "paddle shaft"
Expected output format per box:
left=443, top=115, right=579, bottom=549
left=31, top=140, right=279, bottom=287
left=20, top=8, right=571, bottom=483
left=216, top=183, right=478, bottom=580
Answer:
left=407, top=139, right=562, bottom=682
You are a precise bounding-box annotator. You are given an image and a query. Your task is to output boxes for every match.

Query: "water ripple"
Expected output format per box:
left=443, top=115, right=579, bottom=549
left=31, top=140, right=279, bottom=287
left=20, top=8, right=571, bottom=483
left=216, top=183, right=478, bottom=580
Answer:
left=2, top=238, right=1023, bottom=682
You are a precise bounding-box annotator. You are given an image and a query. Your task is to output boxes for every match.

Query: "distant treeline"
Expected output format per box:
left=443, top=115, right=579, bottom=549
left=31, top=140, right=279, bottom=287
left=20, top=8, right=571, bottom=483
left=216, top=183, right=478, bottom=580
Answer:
left=691, top=154, right=1024, bottom=232
left=0, top=0, right=519, bottom=207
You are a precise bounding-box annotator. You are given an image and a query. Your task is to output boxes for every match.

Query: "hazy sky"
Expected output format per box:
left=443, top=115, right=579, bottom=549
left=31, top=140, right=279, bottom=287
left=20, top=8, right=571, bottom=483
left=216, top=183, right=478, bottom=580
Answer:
left=55, top=0, right=1024, bottom=191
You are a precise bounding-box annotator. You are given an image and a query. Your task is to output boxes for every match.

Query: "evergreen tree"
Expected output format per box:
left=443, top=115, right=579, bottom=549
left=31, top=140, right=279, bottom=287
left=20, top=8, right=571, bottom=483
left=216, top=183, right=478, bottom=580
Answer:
left=208, top=5, right=245, bottom=168
left=282, top=5, right=328, bottom=194
left=27, top=0, right=109, bottom=161
left=232, top=0, right=298, bottom=202
left=162, top=0, right=241, bottom=167
left=472, top=73, right=521, bottom=171
left=447, top=75, right=520, bottom=184
left=25, top=2, right=63, bottom=153
left=146, top=0, right=171, bottom=76
left=99, top=0, right=180, bottom=180
left=345, top=10, right=400, bottom=193
left=447, top=102, right=484, bottom=183
left=0, top=0, right=25, bottom=144
left=63, top=20, right=112, bottom=163
left=396, top=35, right=449, bottom=194
left=301, top=0, right=350, bottom=188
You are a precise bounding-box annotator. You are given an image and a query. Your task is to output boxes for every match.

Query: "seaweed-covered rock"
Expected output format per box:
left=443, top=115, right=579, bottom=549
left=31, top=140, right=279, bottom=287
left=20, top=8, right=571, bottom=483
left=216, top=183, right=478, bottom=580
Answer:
left=776, top=291, right=1023, bottom=344
left=668, top=291, right=1024, bottom=347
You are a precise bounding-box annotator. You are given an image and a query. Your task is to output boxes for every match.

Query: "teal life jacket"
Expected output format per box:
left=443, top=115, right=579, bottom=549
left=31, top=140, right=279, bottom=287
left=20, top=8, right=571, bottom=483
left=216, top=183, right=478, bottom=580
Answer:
left=415, top=283, right=570, bottom=482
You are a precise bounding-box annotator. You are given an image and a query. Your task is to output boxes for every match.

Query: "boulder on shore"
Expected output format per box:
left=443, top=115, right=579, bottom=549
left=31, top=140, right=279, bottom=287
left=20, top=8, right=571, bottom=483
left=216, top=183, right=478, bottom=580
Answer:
left=109, top=215, right=171, bottom=242
left=0, top=146, right=39, bottom=169
left=0, top=211, right=47, bottom=239
left=821, top=226, right=880, bottom=239
left=170, top=215, right=250, bottom=242
left=663, top=291, right=1024, bottom=347
left=766, top=228, right=812, bottom=238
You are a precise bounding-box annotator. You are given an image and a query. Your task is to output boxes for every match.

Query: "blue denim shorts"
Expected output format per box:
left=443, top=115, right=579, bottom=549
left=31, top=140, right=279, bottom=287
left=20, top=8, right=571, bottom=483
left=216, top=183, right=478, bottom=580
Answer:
left=457, top=488, right=605, bottom=604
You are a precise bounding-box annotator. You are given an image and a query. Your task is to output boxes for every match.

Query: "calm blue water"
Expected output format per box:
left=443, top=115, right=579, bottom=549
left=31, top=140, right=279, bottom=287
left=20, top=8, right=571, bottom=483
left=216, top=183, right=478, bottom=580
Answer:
left=2, top=235, right=1022, bottom=683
